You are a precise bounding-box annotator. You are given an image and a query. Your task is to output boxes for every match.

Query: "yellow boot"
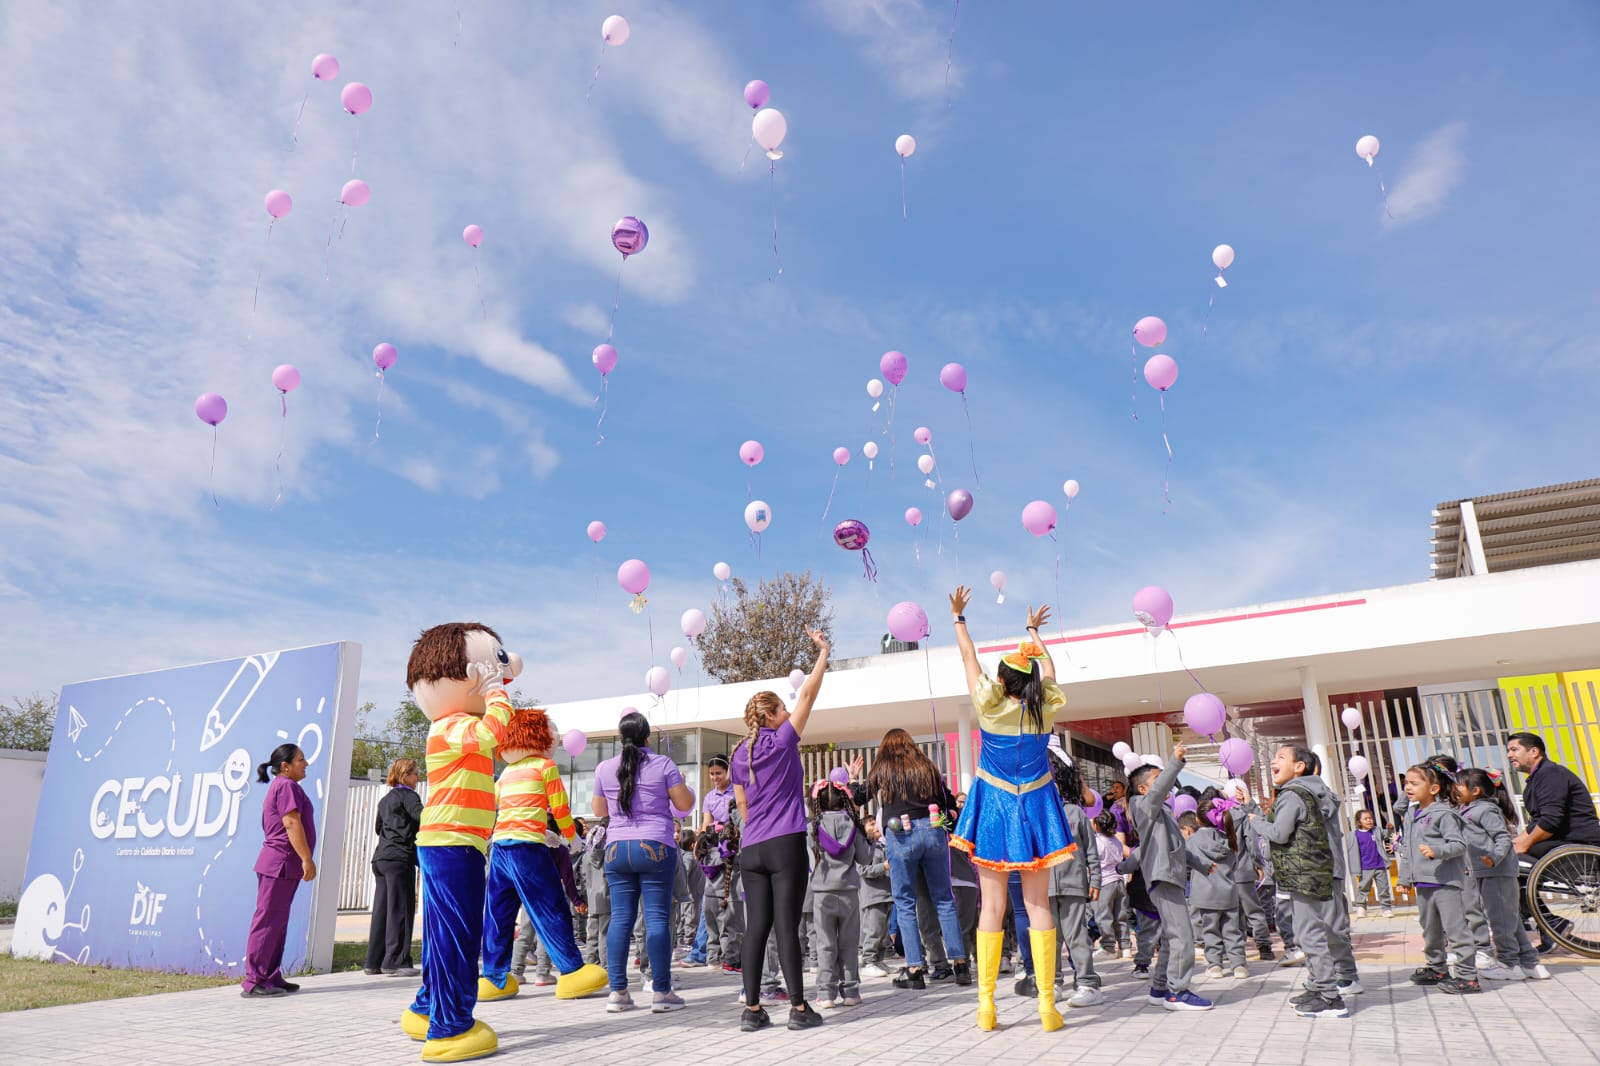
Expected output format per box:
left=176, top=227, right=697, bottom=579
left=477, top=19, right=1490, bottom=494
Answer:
left=420, top=1019, right=498, bottom=1063
left=554, top=962, right=609, bottom=1000
left=1030, top=928, right=1065, bottom=1032
left=475, top=973, right=519, bottom=1001
left=976, top=930, right=1003, bottom=1031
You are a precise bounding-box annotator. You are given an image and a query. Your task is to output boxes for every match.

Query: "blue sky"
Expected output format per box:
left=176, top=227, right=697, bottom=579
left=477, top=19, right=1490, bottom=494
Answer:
left=1, top=1, right=1597, bottom=713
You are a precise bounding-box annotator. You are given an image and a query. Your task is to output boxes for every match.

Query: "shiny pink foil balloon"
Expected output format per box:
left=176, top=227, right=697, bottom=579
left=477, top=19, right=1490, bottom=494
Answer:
left=611, top=216, right=649, bottom=256
left=833, top=519, right=870, bottom=551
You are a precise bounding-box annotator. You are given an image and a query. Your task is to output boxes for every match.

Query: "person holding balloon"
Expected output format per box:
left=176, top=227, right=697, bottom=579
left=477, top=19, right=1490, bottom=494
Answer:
left=946, top=587, right=1076, bottom=1033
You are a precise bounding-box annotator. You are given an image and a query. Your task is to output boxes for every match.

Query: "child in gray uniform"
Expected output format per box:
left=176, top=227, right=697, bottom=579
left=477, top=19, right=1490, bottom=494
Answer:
left=1129, top=744, right=1215, bottom=1012
left=1399, top=763, right=1479, bottom=994
left=583, top=820, right=611, bottom=966
left=857, top=817, right=894, bottom=977
left=1046, top=742, right=1102, bottom=1007
left=809, top=777, right=870, bottom=1008
left=1455, top=768, right=1542, bottom=981
left=1180, top=808, right=1248, bottom=979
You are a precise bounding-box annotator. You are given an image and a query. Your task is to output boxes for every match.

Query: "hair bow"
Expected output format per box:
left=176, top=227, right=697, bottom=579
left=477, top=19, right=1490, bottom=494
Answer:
left=1205, top=796, right=1237, bottom=831
left=811, top=777, right=849, bottom=799
left=1485, top=767, right=1503, bottom=786
left=1001, top=641, right=1048, bottom=674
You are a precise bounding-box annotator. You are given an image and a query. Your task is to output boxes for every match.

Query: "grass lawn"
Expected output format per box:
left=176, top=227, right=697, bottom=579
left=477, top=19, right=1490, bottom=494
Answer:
left=331, top=939, right=423, bottom=972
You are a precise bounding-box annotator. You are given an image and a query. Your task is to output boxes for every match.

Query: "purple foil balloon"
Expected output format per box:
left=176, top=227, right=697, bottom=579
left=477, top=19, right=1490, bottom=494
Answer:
left=833, top=519, right=870, bottom=551
left=744, top=79, right=770, bottom=110
left=946, top=489, right=974, bottom=521
left=611, top=216, right=649, bottom=257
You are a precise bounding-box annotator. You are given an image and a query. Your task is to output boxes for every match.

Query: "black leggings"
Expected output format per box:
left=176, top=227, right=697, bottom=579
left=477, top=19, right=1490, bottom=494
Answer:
left=740, top=831, right=809, bottom=1007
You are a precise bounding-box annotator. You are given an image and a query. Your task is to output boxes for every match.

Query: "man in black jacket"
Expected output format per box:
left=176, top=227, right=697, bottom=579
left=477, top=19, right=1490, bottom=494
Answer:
left=1507, top=732, right=1600, bottom=951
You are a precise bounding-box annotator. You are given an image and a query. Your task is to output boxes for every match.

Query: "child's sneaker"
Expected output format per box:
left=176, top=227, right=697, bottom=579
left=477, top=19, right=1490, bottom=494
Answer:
left=1147, top=985, right=1167, bottom=1007
left=998, top=957, right=1014, bottom=975
left=1132, top=963, right=1151, bottom=977
left=761, top=989, right=790, bottom=1004
left=1118, top=946, right=1129, bottom=959
left=1381, top=907, right=1394, bottom=918
left=1258, top=945, right=1276, bottom=961
left=1474, top=950, right=1496, bottom=971
left=1204, top=965, right=1225, bottom=979
left=1336, top=978, right=1365, bottom=996
left=651, top=992, right=686, bottom=1013
left=722, top=962, right=742, bottom=975
left=1278, top=948, right=1307, bottom=967
left=532, top=974, right=556, bottom=987
left=1066, top=986, right=1104, bottom=1008
left=1523, top=964, right=1553, bottom=980
left=1294, top=993, right=1349, bottom=1018
left=1440, top=977, right=1482, bottom=995
left=739, top=1005, right=771, bottom=1033
left=839, top=993, right=862, bottom=1007
left=861, top=962, right=892, bottom=979
left=816, top=998, right=837, bottom=1009
left=1409, top=966, right=1447, bottom=986
left=1355, top=905, right=1368, bottom=917
left=1163, top=990, right=1213, bottom=1012
left=1232, top=965, right=1249, bottom=980
left=1479, top=962, right=1522, bottom=981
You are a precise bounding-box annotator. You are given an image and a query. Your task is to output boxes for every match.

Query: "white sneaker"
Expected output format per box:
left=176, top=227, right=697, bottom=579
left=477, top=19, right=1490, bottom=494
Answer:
left=999, top=958, right=1014, bottom=974
left=1474, top=950, right=1496, bottom=971
left=1066, top=986, right=1104, bottom=1008
left=861, top=962, right=892, bottom=979
left=1204, top=965, right=1225, bottom=979
left=1118, top=947, right=1128, bottom=959
left=1337, top=978, right=1365, bottom=996
left=816, top=998, right=837, bottom=1009
left=1355, top=905, right=1368, bottom=917
left=1478, top=963, right=1521, bottom=981
left=1232, top=965, right=1249, bottom=979
left=1381, top=908, right=1394, bottom=918
left=651, top=992, right=686, bottom=1013
left=1522, top=964, right=1553, bottom=980
left=1278, top=949, right=1307, bottom=967
left=606, top=990, right=634, bottom=1013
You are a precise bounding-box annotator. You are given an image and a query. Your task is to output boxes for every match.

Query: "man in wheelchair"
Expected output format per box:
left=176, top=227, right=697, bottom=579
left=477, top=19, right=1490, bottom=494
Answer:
left=1507, top=732, right=1600, bottom=954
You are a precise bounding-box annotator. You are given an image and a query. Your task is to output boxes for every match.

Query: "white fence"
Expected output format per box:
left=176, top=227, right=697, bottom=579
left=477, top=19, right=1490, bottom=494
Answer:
left=336, top=779, right=428, bottom=911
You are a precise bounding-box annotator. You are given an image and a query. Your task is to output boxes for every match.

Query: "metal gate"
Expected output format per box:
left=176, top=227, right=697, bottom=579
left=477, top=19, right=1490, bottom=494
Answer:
left=801, top=739, right=948, bottom=815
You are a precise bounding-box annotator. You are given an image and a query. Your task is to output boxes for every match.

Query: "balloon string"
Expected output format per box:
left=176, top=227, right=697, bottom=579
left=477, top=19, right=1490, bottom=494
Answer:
left=1166, top=629, right=1208, bottom=694
left=862, top=548, right=877, bottom=583
left=454, top=0, right=461, bottom=46
left=1202, top=290, right=1215, bottom=340
left=960, top=391, right=981, bottom=488
left=1375, top=165, right=1394, bottom=219
left=209, top=427, right=220, bottom=510
left=290, top=91, right=308, bottom=149
left=251, top=220, right=275, bottom=320
left=1049, top=532, right=1074, bottom=667
left=473, top=260, right=485, bottom=320
left=606, top=258, right=625, bottom=341
left=647, top=606, right=656, bottom=663
left=820, top=468, right=840, bottom=524
left=1152, top=636, right=1164, bottom=715
left=923, top=643, right=939, bottom=738
left=885, top=389, right=897, bottom=478
left=1129, top=340, right=1140, bottom=421
left=739, top=141, right=753, bottom=175
left=272, top=392, right=287, bottom=510
left=769, top=160, right=783, bottom=280
left=587, top=42, right=605, bottom=101
left=1160, top=391, right=1173, bottom=513
left=595, top=377, right=608, bottom=445
left=943, top=0, right=960, bottom=108
left=374, top=371, right=387, bottom=441
left=900, top=156, right=908, bottom=221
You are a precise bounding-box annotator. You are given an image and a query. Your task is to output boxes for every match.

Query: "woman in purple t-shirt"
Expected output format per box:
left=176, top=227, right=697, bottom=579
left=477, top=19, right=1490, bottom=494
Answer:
left=731, top=628, right=830, bottom=1034
left=591, top=711, right=696, bottom=1014
left=242, top=742, right=316, bottom=998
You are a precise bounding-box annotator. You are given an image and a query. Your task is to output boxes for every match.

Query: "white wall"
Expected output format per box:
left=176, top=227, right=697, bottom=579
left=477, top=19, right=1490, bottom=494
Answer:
left=0, top=750, right=47, bottom=900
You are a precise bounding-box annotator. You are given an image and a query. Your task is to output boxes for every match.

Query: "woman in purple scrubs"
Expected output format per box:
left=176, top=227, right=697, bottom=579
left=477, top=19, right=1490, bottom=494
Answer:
left=242, top=743, right=316, bottom=998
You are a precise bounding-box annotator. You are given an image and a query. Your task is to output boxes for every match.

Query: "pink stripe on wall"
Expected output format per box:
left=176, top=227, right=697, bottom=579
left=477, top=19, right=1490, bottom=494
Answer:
left=976, top=598, right=1368, bottom=655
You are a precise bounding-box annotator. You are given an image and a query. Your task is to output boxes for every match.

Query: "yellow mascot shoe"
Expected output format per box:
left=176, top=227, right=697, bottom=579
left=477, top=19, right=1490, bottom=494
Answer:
left=401, top=1009, right=431, bottom=1042
left=420, top=1019, right=497, bottom=1063
left=476, top=974, right=519, bottom=1001
left=554, top=963, right=609, bottom=1001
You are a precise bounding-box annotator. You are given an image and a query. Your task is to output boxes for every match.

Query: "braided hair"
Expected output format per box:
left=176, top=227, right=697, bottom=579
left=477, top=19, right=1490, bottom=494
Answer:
left=734, top=691, right=781, bottom=791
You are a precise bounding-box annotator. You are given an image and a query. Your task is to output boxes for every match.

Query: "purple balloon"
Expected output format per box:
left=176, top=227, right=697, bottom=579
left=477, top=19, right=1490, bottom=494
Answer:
left=829, top=765, right=850, bottom=787
left=646, top=666, right=670, bottom=698
left=617, top=558, right=650, bottom=596
left=592, top=343, right=618, bottom=376
left=887, top=601, right=929, bottom=643
left=1084, top=788, right=1104, bottom=820
left=744, top=79, right=771, bottom=110
left=340, top=81, right=372, bottom=116
left=1218, top=737, right=1254, bottom=776
left=612, top=216, right=649, bottom=257
left=833, top=519, right=870, bottom=551
left=1132, top=585, right=1173, bottom=630
left=1021, top=500, right=1057, bottom=537
left=879, top=350, right=908, bottom=386
left=1183, top=692, right=1226, bottom=737
left=373, top=343, right=398, bottom=370
left=562, top=729, right=587, bottom=758
left=194, top=392, right=227, bottom=426
left=1171, top=794, right=1199, bottom=818
left=946, top=489, right=974, bottom=522
left=939, top=362, right=967, bottom=393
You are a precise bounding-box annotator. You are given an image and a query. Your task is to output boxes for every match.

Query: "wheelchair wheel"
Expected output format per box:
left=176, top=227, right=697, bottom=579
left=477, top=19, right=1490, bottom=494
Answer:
left=1526, top=844, right=1600, bottom=959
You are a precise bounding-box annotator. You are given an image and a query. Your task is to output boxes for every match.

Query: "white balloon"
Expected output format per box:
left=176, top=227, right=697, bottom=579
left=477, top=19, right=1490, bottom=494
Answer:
left=670, top=646, right=688, bottom=668
left=752, top=108, right=788, bottom=156
left=602, top=14, right=630, bottom=44
left=645, top=665, right=670, bottom=697
left=1341, top=706, right=1364, bottom=731
left=867, top=378, right=884, bottom=398
left=917, top=454, right=935, bottom=475
left=1355, top=134, right=1380, bottom=164
left=680, top=608, right=707, bottom=638
left=744, top=499, right=772, bottom=533
left=788, top=668, right=805, bottom=691
left=863, top=441, right=879, bottom=459
left=713, top=562, right=731, bottom=582
left=1226, top=778, right=1249, bottom=797
left=1348, top=755, right=1371, bottom=781
left=1212, top=244, right=1235, bottom=271
left=989, top=570, right=1006, bottom=590
left=895, top=134, right=916, bottom=158
left=1111, top=741, right=1132, bottom=760
left=1063, top=479, right=1080, bottom=499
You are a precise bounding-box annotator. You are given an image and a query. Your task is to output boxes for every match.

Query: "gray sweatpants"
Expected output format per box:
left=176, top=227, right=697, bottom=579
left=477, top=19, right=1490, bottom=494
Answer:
left=1461, top=873, right=1494, bottom=954
left=583, top=904, right=610, bottom=966
left=1236, top=882, right=1270, bottom=949
left=1272, top=888, right=1298, bottom=950
left=1355, top=869, right=1393, bottom=907
left=1132, top=907, right=1159, bottom=968
left=1477, top=876, right=1539, bottom=969
left=511, top=907, right=539, bottom=978
left=703, top=891, right=743, bottom=965
left=1198, top=907, right=1246, bottom=968
left=813, top=890, right=861, bottom=1001
left=1095, top=880, right=1128, bottom=950
left=1418, top=884, right=1477, bottom=980
left=1330, top=894, right=1358, bottom=982
left=1288, top=892, right=1340, bottom=994
left=1148, top=882, right=1195, bottom=994
left=1051, top=895, right=1099, bottom=989
left=861, top=902, right=891, bottom=964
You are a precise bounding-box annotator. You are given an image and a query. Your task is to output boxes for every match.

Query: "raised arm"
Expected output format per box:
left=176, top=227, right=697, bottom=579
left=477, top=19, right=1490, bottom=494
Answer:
left=949, top=586, right=982, bottom=691
left=1025, top=604, right=1055, bottom=682
left=790, top=629, right=831, bottom=738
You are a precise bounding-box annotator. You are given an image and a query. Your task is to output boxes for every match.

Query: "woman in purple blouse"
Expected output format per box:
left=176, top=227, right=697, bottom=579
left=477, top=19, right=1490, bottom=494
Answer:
left=591, top=711, right=696, bottom=1014
left=242, top=743, right=316, bottom=998
left=731, top=628, right=831, bottom=1034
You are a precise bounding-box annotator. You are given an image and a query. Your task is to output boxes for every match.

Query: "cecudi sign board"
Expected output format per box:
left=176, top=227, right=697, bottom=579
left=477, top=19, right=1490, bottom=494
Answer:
left=12, top=642, right=361, bottom=975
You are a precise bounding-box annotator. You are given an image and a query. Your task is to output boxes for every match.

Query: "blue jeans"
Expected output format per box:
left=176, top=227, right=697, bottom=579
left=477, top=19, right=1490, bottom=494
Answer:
left=604, top=839, right=676, bottom=993
left=1009, top=872, right=1033, bottom=975
left=685, top=912, right=709, bottom=963
left=885, top=819, right=968, bottom=967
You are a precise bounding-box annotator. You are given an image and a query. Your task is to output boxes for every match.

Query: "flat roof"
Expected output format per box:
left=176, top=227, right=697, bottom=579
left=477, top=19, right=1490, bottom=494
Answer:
left=1431, top=477, right=1600, bottom=578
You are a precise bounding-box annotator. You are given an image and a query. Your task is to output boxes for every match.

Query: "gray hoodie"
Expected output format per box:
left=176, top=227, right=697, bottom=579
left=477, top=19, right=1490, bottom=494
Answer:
left=1048, top=804, right=1101, bottom=899
left=857, top=835, right=893, bottom=906
left=1131, top=758, right=1200, bottom=888
left=1398, top=802, right=1466, bottom=887
left=810, top=809, right=869, bottom=893
left=1458, top=798, right=1515, bottom=880
left=1184, top=827, right=1236, bottom=910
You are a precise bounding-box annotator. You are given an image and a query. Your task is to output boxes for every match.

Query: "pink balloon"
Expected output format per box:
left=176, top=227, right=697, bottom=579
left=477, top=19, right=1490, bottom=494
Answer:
left=913, top=426, right=932, bottom=445
left=463, top=224, right=484, bottom=248
left=681, top=608, right=707, bottom=638
left=739, top=440, right=764, bottom=466
left=562, top=729, right=587, bottom=758
left=340, top=179, right=370, bottom=207
left=1133, top=316, right=1167, bottom=348
left=1021, top=500, right=1058, bottom=537
left=602, top=14, right=630, bottom=44
left=645, top=666, right=670, bottom=697
left=939, top=362, right=967, bottom=393
left=879, top=350, right=908, bottom=386
left=833, top=446, right=850, bottom=466
left=1143, top=354, right=1178, bottom=391
left=312, top=54, right=340, bottom=81
left=887, top=601, right=929, bottom=643
left=592, top=344, right=618, bottom=376
left=713, top=562, right=731, bottom=582
left=671, top=646, right=688, bottom=669
left=341, top=82, right=372, bottom=116
left=946, top=489, right=974, bottom=522
left=586, top=520, right=607, bottom=543
left=271, top=364, right=300, bottom=393
left=617, top=559, right=650, bottom=596
left=1132, top=586, right=1174, bottom=630
left=904, top=507, right=923, bottom=527
left=264, top=189, right=293, bottom=219
left=373, top=343, right=398, bottom=370
left=194, top=393, right=227, bottom=426
left=1219, top=738, right=1254, bottom=776
left=1183, top=692, right=1226, bottom=737
left=744, top=80, right=771, bottom=110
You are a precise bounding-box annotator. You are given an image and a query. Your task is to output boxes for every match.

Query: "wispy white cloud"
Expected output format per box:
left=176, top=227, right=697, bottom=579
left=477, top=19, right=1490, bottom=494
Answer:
left=811, top=0, right=961, bottom=104
left=1385, top=121, right=1467, bottom=227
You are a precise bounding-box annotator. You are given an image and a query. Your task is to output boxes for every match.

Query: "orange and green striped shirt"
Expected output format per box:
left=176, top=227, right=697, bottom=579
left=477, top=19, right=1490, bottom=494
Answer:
left=418, top=688, right=514, bottom=853
left=492, top=756, right=575, bottom=845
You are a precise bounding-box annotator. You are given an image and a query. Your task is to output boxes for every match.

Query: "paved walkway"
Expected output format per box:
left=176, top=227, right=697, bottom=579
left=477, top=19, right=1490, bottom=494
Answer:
left=4, top=917, right=1599, bottom=1065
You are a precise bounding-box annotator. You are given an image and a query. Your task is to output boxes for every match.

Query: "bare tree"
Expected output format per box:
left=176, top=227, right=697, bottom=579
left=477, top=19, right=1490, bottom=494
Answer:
left=695, top=570, right=834, bottom=684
